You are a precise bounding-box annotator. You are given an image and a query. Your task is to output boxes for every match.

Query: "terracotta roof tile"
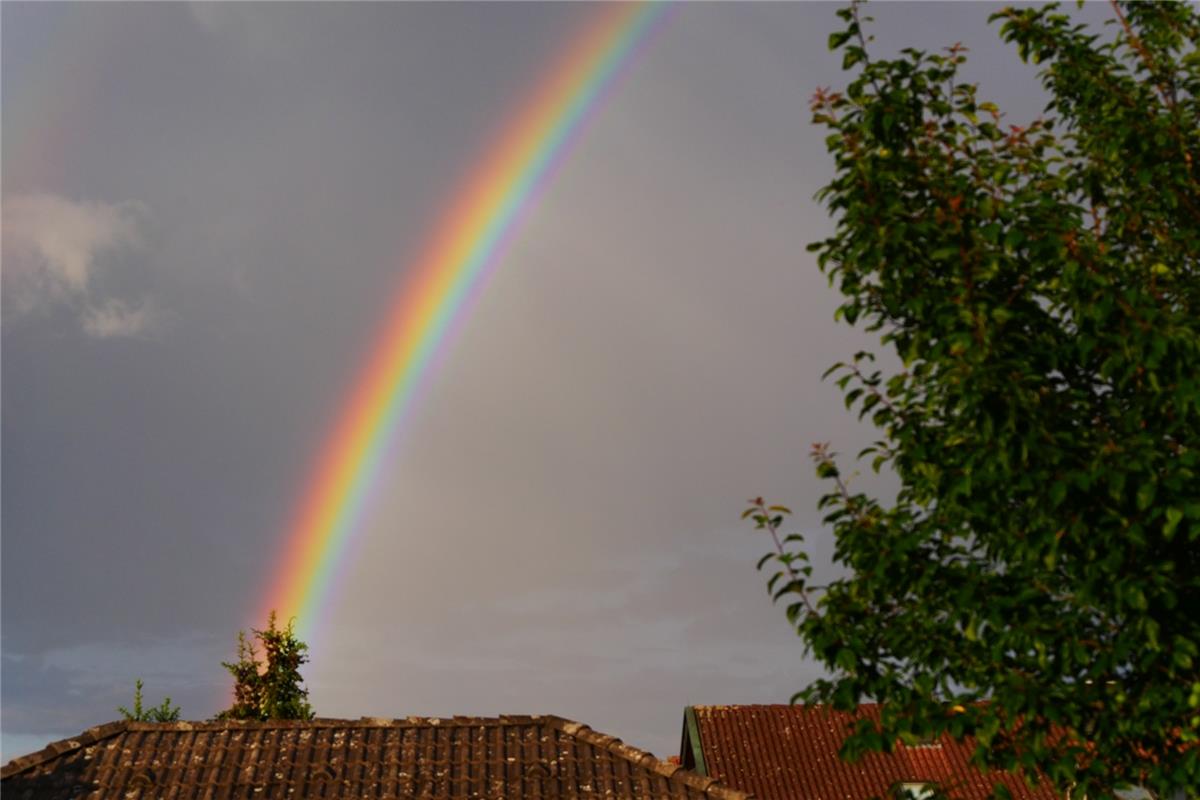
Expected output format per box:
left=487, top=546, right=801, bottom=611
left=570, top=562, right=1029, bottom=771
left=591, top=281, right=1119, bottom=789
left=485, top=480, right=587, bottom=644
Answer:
left=688, top=705, right=1059, bottom=800
left=3, top=716, right=750, bottom=800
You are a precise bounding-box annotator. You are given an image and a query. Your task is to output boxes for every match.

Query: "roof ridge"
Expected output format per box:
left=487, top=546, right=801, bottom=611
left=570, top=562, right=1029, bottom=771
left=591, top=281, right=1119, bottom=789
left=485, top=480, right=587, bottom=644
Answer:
left=542, top=716, right=752, bottom=800
left=1, top=721, right=129, bottom=779
left=1, top=715, right=544, bottom=776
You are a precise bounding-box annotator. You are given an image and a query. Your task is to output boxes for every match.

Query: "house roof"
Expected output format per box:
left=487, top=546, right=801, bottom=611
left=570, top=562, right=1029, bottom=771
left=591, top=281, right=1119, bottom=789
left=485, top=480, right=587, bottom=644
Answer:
left=2, top=715, right=750, bottom=800
left=680, top=705, right=1060, bottom=800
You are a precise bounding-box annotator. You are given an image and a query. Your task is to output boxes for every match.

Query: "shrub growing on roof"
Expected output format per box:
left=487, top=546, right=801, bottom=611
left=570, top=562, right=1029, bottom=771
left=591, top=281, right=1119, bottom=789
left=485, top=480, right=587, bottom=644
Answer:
left=216, top=610, right=314, bottom=721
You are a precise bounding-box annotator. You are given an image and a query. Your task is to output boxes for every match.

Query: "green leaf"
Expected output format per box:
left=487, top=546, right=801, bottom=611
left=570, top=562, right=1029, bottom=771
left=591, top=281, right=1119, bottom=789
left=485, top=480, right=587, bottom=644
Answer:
left=828, top=30, right=852, bottom=51
left=1164, top=507, right=1183, bottom=539
left=1137, top=482, right=1156, bottom=511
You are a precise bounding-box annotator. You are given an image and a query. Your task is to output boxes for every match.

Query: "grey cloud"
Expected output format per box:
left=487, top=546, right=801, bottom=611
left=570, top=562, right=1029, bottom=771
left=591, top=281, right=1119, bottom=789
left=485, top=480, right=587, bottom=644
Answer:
left=0, top=634, right=223, bottom=748
left=2, top=193, right=154, bottom=337
left=81, top=299, right=157, bottom=338
left=186, top=2, right=317, bottom=59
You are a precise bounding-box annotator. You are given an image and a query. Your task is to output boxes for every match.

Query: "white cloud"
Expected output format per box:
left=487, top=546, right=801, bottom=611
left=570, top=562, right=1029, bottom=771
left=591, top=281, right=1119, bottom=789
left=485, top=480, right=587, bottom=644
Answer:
left=3, top=192, right=155, bottom=337
left=187, top=2, right=310, bottom=57
left=81, top=300, right=156, bottom=339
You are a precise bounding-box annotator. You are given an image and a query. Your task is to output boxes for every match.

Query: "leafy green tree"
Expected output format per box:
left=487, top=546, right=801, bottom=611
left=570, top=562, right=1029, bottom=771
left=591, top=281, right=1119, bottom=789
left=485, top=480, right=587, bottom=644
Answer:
left=216, top=611, right=314, bottom=721
left=749, top=2, right=1198, bottom=797
left=117, top=678, right=181, bottom=722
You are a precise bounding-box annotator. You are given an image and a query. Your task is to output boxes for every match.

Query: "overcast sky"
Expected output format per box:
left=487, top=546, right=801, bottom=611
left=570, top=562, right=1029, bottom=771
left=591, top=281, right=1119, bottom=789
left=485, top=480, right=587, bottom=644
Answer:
left=2, top=0, right=1106, bottom=764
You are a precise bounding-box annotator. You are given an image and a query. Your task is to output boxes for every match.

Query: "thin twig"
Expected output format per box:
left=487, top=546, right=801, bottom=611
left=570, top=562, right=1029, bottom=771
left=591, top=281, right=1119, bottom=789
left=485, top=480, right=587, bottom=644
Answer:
left=748, top=497, right=819, bottom=617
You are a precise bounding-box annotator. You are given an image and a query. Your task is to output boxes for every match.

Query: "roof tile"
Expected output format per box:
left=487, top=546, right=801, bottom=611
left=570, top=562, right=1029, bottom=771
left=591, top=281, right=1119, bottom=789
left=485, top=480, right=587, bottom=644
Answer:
left=4, top=716, right=750, bottom=800
left=691, top=705, right=1059, bottom=800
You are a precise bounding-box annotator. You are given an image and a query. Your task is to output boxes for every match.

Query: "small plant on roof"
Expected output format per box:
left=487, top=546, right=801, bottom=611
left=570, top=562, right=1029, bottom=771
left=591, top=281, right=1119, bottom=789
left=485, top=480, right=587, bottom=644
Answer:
left=118, top=678, right=181, bottom=722
left=216, top=610, right=314, bottom=721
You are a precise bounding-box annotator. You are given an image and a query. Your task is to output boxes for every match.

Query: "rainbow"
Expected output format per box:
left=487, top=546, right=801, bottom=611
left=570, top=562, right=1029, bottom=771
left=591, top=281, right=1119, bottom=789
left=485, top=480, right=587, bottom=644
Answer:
left=260, top=2, right=670, bottom=639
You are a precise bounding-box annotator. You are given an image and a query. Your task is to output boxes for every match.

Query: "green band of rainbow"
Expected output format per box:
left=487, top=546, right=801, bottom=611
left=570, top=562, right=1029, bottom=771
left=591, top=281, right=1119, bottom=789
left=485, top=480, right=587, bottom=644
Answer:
left=260, top=2, right=669, bottom=639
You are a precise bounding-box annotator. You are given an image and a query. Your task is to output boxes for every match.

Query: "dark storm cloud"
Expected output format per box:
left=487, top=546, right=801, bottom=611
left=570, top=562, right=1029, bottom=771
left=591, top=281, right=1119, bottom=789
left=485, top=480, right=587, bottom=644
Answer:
left=3, top=0, right=1108, bottom=764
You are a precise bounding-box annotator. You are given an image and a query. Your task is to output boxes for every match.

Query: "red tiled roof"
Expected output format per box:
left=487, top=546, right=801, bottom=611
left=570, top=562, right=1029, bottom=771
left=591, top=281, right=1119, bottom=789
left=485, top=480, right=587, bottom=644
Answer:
left=2, top=716, right=750, bottom=800
left=685, top=705, right=1060, bottom=800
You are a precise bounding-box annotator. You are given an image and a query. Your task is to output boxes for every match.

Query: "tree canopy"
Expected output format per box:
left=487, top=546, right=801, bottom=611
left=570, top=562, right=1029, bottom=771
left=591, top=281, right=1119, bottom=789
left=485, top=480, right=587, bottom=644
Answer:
left=750, top=2, right=1199, bottom=797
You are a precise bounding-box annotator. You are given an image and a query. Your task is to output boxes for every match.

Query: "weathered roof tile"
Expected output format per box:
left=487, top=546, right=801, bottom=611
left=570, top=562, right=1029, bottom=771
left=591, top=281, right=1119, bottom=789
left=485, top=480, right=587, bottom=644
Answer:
left=4, top=716, right=751, bottom=800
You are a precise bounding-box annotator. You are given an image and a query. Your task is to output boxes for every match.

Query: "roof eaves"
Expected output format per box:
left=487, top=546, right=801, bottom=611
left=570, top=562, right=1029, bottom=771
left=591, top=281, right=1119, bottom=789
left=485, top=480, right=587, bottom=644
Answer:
left=0, top=721, right=129, bottom=780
